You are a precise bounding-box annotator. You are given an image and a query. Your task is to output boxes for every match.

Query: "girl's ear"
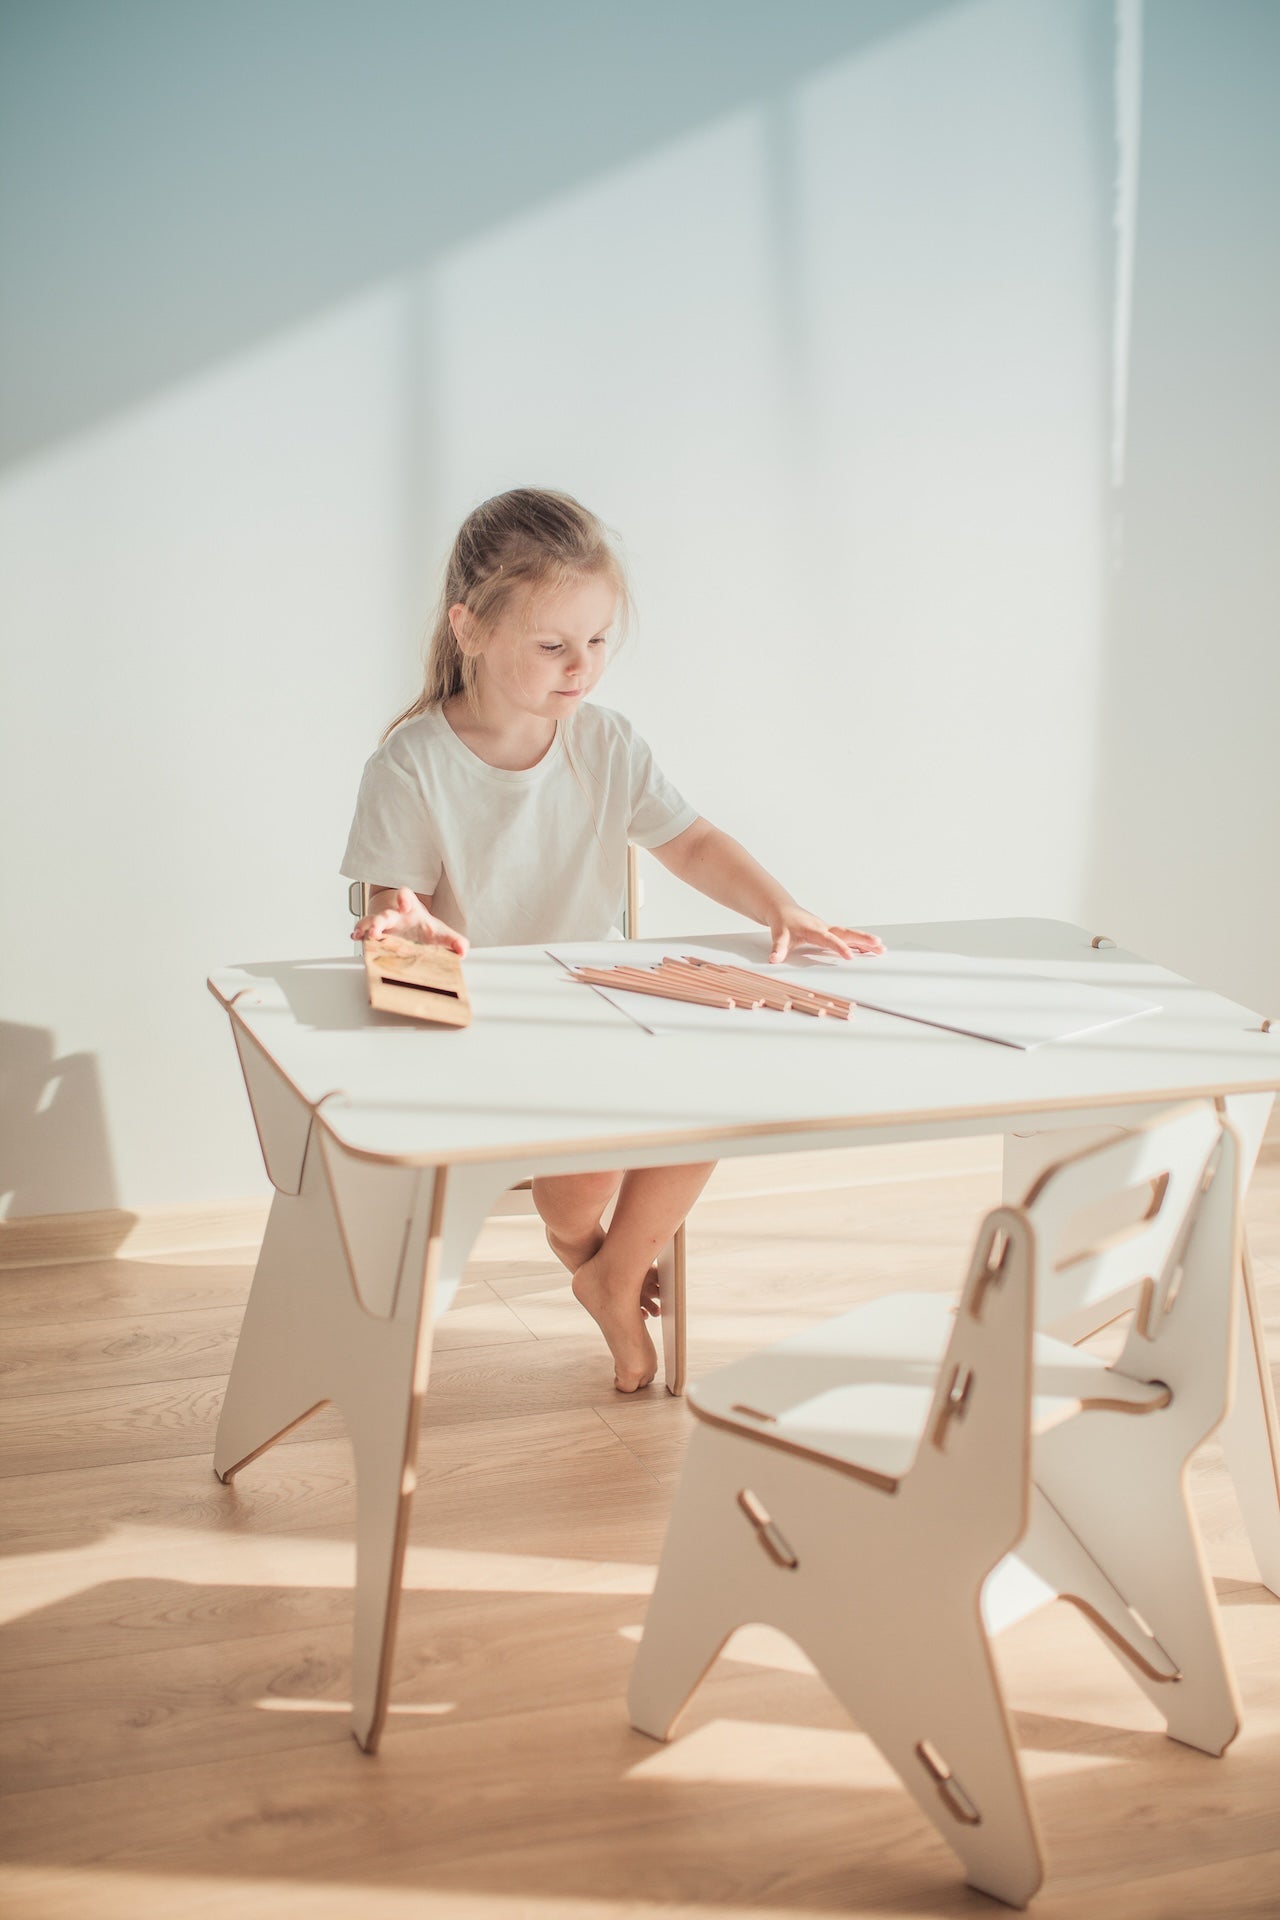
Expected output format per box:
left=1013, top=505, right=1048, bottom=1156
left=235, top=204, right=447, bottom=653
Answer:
left=448, top=603, right=480, bottom=655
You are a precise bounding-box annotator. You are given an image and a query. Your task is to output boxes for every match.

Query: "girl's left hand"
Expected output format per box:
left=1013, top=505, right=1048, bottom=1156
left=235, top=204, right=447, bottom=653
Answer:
left=768, top=909, right=886, bottom=964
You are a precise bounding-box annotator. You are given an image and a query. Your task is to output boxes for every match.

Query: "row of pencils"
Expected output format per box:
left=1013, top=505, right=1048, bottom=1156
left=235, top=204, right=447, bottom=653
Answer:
left=569, top=955, right=855, bottom=1019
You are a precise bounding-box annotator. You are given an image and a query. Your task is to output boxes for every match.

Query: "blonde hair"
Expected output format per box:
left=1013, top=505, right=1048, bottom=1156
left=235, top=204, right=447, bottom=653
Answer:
left=383, top=487, right=631, bottom=740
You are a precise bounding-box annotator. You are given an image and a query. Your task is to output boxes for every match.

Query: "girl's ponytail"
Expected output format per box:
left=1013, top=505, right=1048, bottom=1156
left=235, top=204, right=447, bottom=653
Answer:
left=382, top=488, right=630, bottom=741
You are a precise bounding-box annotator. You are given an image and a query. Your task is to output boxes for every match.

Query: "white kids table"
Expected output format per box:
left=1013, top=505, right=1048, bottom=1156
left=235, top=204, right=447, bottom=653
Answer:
left=207, top=917, right=1280, bottom=1752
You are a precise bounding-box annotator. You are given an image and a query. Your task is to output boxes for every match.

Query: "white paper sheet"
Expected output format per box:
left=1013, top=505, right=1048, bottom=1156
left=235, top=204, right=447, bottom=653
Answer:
left=815, top=947, right=1162, bottom=1048
left=547, top=941, right=1162, bottom=1049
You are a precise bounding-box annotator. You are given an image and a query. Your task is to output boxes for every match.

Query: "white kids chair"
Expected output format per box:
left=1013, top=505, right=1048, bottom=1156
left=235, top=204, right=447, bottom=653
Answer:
left=627, top=1103, right=1242, bottom=1909
left=349, top=844, right=690, bottom=1390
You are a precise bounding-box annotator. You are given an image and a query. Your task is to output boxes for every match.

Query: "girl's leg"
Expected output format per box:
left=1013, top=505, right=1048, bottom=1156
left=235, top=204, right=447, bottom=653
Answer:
left=572, top=1162, right=715, bottom=1393
left=532, top=1169, right=622, bottom=1273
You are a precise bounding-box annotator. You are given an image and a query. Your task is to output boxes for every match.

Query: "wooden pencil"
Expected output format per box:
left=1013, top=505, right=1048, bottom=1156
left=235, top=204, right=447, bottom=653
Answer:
left=665, top=957, right=789, bottom=1011
left=681, top=957, right=853, bottom=1019
left=679, top=959, right=827, bottom=1017
left=571, top=967, right=735, bottom=1010
left=657, top=958, right=767, bottom=1007
left=685, top=958, right=853, bottom=1018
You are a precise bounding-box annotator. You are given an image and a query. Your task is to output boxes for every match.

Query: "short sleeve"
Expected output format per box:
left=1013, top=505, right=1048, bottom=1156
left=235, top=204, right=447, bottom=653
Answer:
left=626, top=726, right=699, bottom=849
left=339, top=750, right=444, bottom=893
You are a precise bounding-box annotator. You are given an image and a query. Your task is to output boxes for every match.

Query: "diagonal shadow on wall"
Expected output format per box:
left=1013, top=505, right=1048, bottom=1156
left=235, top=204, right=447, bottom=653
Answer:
left=0, top=0, right=958, bottom=469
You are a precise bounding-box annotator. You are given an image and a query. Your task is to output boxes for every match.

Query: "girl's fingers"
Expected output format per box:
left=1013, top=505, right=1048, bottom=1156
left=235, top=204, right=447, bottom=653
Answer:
left=354, top=908, right=468, bottom=957
left=426, top=916, right=469, bottom=956
left=801, top=923, right=855, bottom=959
left=356, top=909, right=416, bottom=943
left=831, top=926, right=886, bottom=955
left=769, top=928, right=791, bottom=964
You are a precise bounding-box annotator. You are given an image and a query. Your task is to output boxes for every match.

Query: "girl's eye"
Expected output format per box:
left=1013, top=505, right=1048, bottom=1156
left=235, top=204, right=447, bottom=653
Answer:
left=589, top=636, right=607, bottom=647
left=538, top=643, right=562, bottom=654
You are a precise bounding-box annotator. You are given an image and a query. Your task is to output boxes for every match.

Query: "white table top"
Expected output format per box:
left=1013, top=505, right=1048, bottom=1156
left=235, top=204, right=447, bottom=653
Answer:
left=208, top=919, right=1279, bottom=1169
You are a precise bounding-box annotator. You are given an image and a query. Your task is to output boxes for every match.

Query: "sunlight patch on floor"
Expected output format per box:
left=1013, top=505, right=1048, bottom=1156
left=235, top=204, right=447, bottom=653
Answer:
left=253, top=1696, right=457, bottom=1715
left=617, top=1619, right=816, bottom=1673
left=627, top=1718, right=900, bottom=1789
left=0, top=1524, right=656, bottom=1626
left=0, top=1863, right=821, bottom=1920
left=626, top=1716, right=1124, bottom=1790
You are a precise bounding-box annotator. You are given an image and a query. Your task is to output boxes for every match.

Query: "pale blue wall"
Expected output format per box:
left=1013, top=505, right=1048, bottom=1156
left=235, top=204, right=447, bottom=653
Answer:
left=1085, top=0, right=1280, bottom=1017
left=0, top=0, right=949, bottom=464
left=0, top=1, right=1186, bottom=1216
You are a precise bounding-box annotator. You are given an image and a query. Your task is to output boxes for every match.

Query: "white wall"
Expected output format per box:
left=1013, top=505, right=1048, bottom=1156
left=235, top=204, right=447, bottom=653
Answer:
left=0, top=0, right=1146, bottom=1218
left=1083, top=0, right=1280, bottom=1018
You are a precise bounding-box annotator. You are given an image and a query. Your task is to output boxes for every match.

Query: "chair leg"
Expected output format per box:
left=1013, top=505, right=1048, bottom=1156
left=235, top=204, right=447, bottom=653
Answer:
left=1219, top=1231, right=1280, bottom=1596
left=724, top=1444, right=1043, bottom=1907
left=631, top=1435, right=1043, bottom=1905
left=658, top=1224, right=687, bottom=1397
left=1035, top=1419, right=1241, bottom=1755
left=805, top=1607, right=1043, bottom=1909
left=631, top=1411, right=1042, bottom=1906
left=628, top=1429, right=752, bottom=1737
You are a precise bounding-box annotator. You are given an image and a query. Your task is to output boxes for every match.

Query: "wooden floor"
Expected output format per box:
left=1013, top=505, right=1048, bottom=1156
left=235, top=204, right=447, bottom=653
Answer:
left=2, top=1139, right=1278, bottom=1920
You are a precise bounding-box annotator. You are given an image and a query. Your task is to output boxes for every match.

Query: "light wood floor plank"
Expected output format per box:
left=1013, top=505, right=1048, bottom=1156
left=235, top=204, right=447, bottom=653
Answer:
left=0, top=1154, right=1276, bottom=1919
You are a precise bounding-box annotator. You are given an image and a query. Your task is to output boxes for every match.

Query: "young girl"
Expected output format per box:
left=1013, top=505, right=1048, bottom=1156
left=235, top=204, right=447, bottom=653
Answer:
left=343, top=487, right=883, bottom=1392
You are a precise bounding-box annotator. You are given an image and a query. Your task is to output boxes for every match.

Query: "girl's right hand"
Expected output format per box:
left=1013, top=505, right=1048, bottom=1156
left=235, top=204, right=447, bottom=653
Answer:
left=352, top=885, right=469, bottom=956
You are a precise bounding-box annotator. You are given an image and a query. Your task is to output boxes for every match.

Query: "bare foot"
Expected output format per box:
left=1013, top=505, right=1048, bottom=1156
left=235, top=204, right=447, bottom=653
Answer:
left=572, top=1253, right=658, bottom=1392
left=549, top=1227, right=661, bottom=1320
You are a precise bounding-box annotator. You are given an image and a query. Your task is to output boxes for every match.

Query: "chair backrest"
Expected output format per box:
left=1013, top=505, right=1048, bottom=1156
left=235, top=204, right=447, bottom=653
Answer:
left=1020, top=1102, right=1239, bottom=1433
left=1019, top=1103, right=1227, bottom=1338
left=905, top=1102, right=1236, bottom=1534
left=622, top=842, right=640, bottom=940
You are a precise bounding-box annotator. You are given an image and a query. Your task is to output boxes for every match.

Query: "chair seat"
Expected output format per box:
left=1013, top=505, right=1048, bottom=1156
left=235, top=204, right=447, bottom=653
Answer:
left=688, top=1293, right=1169, bottom=1487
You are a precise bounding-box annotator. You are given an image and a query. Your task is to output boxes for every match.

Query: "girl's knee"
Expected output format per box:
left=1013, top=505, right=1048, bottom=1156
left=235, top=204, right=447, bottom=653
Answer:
left=534, top=1168, right=619, bottom=1213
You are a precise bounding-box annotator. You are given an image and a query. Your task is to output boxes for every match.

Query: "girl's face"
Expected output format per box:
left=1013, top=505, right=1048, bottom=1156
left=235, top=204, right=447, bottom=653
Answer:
left=455, top=572, right=617, bottom=721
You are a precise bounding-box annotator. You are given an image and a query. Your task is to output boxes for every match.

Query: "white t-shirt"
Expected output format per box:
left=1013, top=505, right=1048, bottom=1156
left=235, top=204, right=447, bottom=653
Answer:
left=340, top=702, right=698, bottom=947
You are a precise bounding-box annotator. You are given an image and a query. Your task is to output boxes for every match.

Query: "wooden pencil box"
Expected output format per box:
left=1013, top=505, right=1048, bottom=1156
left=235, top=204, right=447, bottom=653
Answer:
left=362, top=936, right=471, bottom=1028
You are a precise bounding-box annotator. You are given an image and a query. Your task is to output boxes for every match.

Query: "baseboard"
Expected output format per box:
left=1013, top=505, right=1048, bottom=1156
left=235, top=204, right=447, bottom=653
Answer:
left=0, top=1196, right=272, bottom=1270
left=0, top=1141, right=1000, bottom=1270
left=4, top=1102, right=1275, bottom=1272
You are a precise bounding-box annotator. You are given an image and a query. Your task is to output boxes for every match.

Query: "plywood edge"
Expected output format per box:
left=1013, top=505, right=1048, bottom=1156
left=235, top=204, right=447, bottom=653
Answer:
left=312, top=1074, right=1280, bottom=1169
left=480, top=1137, right=1003, bottom=1217
left=0, top=1195, right=272, bottom=1270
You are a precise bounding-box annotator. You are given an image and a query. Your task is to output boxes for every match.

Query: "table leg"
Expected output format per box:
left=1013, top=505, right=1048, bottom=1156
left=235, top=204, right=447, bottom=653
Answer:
left=214, top=1095, right=514, bottom=1748
left=342, top=1149, right=515, bottom=1750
